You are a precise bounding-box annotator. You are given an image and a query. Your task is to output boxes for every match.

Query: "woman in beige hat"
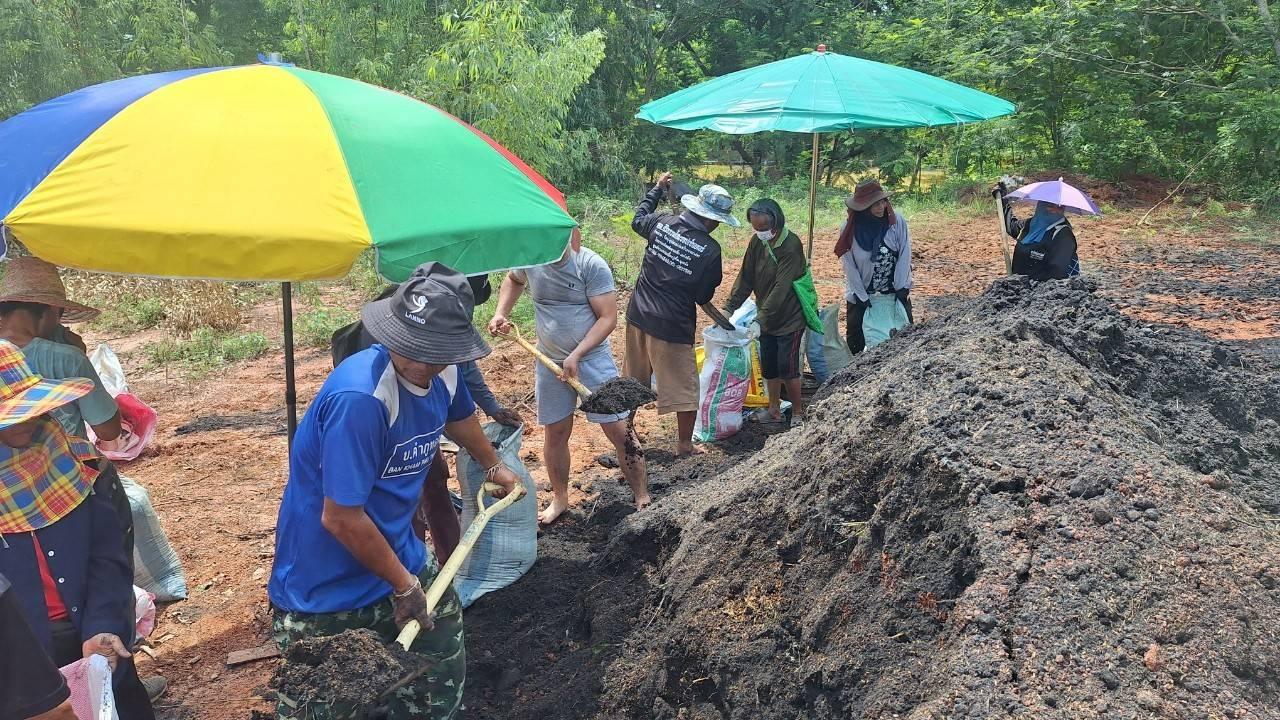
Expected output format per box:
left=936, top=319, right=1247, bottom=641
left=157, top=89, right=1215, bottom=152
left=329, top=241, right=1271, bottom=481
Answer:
left=834, top=179, right=914, bottom=354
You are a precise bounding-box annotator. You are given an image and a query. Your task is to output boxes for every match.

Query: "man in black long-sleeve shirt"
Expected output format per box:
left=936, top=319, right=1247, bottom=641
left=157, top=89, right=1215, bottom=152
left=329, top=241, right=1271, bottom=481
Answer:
left=626, top=173, right=736, bottom=455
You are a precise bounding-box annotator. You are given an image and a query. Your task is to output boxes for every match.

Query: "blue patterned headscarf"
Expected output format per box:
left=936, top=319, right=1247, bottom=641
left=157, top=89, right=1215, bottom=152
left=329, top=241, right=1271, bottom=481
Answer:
left=1021, top=202, right=1068, bottom=245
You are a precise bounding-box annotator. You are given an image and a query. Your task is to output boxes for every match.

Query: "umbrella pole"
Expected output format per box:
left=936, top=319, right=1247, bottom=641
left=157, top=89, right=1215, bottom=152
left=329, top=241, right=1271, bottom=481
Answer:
left=807, top=132, right=820, bottom=259
left=282, top=282, right=298, bottom=448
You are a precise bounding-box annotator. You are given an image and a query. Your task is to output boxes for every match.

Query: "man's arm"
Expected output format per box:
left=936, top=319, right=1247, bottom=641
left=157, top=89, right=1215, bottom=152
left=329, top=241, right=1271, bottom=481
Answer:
left=694, top=249, right=723, bottom=306
left=457, top=361, right=502, bottom=418
left=72, top=355, right=122, bottom=441
left=418, top=455, right=461, bottom=564
left=322, top=500, right=417, bottom=593
left=445, top=416, right=519, bottom=497
left=562, top=291, right=619, bottom=380
left=631, top=172, right=672, bottom=242
left=487, top=272, right=526, bottom=336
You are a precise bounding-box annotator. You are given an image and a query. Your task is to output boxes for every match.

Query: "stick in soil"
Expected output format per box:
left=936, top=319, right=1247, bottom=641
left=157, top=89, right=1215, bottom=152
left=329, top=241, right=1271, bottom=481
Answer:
left=578, top=377, right=657, bottom=415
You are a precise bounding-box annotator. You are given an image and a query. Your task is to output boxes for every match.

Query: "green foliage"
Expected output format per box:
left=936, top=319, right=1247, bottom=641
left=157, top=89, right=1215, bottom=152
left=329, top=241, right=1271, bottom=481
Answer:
left=144, top=328, right=271, bottom=372
left=295, top=306, right=358, bottom=347
left=2, top=0, right=1276, bottom=202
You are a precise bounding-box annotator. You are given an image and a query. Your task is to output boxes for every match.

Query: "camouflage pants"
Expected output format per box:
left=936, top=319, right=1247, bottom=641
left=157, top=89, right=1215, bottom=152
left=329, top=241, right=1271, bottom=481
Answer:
left=272, top=563, right=465, bottom=720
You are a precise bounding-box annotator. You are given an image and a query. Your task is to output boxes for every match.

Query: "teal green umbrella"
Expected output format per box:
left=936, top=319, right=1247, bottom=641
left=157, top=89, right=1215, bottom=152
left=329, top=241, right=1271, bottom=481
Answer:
left=637, top=45, right=1015, bottom=253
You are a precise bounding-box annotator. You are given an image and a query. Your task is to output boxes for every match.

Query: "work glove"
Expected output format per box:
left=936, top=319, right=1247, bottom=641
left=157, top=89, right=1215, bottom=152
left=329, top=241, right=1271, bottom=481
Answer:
left=391, top=577, right=435, bottom=633
left=989, top=181, right=1008, bottom=199
left=895, top=288, right=911, bottom=302
left=852, top=298, right=871, bottom=311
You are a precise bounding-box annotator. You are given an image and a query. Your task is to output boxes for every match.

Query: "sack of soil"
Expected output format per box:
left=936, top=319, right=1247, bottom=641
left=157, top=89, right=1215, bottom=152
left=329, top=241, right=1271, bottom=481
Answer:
left=454, top=423, right=537, bottom=607
left=694, top=324, right=754, bottom=442
left=864, top=293, right=910, bottom=349
left=122, top=475, right=188, bottom=601
left=819, top=301, right=854, bottom=376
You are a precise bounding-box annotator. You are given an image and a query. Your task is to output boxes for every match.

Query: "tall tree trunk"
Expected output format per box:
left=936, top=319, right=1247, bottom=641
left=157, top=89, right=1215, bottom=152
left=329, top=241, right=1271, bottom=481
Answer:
left=1256, top=0, right=1280, bottom=62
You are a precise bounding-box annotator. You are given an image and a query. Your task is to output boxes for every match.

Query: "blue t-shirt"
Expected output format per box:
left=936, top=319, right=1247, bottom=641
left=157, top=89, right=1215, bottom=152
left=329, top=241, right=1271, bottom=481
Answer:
left=268, top=345, right=475, bottom=613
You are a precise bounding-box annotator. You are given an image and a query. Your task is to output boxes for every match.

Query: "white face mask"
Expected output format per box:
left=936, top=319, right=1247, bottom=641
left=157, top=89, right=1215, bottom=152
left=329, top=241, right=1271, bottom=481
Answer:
left=754, top=229, right=774, bottom=241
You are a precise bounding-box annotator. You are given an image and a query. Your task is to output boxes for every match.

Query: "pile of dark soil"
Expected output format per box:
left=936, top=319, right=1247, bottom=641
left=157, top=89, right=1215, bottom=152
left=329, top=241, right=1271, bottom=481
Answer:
left=579, top=377, right=658, bottom=415
left=271, top=629, right=419, bottom=713
left=463, top=425, right=775, bottom=718
left=469, top=276, right=1280, bottom=719
left=594, top=276, right=1280, bottom=719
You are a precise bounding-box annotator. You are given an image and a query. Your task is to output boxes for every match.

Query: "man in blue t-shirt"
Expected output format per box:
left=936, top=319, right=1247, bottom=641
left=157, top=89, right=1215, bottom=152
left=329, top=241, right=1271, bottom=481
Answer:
left=269, top=263, right=519, bottom=720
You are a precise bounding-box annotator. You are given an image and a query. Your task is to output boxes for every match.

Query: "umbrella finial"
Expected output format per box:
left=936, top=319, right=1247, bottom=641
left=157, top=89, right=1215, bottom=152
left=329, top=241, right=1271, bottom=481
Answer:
left=817, top=43, right=828, bottom=53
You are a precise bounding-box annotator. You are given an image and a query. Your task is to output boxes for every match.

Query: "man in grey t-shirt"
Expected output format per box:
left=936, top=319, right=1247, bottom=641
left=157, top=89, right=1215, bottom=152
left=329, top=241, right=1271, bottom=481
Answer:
left=490, top=231, right=650, bottom=523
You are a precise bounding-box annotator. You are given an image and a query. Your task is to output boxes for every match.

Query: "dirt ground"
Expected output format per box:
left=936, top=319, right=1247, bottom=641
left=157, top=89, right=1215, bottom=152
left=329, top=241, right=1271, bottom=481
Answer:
left=90, top=190, right=1280, bottom=719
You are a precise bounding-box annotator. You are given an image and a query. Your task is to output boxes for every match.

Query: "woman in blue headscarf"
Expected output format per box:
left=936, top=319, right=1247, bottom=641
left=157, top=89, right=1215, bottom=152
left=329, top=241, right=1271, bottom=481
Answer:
left=995, top=182, right=1080, bottom=280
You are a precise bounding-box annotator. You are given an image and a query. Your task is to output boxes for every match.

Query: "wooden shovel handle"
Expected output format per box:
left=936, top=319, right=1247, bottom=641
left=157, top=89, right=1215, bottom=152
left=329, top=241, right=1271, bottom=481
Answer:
left=395, top=481, right=525, bottom=650
left=499, top=325, right=593, bottom=399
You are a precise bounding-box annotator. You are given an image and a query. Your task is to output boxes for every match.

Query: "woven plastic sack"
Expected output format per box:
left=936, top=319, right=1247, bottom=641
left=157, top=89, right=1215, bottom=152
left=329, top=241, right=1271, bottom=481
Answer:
left=121, top=476, right=187, bottom=601
left=694, top=325, right=754, bottom=441
left=865, top=294, right=911, bottom=349
left=454, top=423, right=538, bottom=607
left=59, top=654, right=118, bottom=720
left=820, top=302, right=855, bottom=374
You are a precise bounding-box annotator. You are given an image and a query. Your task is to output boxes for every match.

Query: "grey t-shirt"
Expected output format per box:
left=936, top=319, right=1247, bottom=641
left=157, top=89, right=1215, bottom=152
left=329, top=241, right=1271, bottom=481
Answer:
left=511, top=248, right=616, bottom=361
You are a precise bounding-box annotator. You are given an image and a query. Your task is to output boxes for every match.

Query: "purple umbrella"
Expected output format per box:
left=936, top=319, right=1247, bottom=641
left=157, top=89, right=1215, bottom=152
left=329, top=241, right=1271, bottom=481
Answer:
left=1006, top=177, right=1102, bottom=215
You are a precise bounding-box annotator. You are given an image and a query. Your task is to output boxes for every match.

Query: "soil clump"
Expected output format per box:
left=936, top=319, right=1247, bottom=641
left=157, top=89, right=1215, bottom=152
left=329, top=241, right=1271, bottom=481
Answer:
left=468, top=276, right=1280, bottom=718
left=270, top=629, right=419, bottom=715
left=578, top=376, right=658, bottom=415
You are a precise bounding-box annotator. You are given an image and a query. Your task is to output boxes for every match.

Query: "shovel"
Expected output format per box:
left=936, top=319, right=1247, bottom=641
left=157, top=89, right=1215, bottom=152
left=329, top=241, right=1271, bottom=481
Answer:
left=394, top=480, right=526, bottom=651
left=495, top=323, right=656, bottom=415
left=349, top=480, right=527, bottom=711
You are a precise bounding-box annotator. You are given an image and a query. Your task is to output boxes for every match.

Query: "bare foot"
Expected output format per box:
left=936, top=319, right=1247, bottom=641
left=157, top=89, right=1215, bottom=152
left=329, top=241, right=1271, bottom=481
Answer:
left=633, top=493, right=652, bottom=510
left=538, top=498, right=569, bottom=525
left=676, top=443, right=707, bottom=457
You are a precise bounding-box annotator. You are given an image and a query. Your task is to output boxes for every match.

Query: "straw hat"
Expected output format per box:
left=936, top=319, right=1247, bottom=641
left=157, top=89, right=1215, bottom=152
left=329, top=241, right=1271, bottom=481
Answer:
left=0, top=340, right=92, bottom=430
left=0, top=257, right=99, bottom=323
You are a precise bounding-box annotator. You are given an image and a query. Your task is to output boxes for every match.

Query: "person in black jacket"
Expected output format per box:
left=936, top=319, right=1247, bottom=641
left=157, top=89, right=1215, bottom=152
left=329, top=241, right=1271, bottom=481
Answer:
left=627, top=173, right=734, bottom=456
left=0, top=573, right=76, bottom=720
left=994, top=183, right=1081, bottom=280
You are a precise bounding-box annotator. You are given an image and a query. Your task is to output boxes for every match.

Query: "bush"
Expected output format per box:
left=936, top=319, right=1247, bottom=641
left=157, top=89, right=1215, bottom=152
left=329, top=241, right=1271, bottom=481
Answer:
left=144, top=328, right=271, bottom=373
left=296, top=307, right=358, bottom=348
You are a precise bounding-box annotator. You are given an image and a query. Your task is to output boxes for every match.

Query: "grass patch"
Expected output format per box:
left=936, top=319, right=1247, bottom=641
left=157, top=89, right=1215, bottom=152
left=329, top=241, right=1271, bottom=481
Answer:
left=295, top=307, right=359, bottom=347
left=143, top=328, right=272, bottom=374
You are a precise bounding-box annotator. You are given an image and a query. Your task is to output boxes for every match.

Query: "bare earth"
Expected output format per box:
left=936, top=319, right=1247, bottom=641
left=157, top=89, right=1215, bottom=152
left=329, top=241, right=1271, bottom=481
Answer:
left=92, top=198, right=1278, bottom=719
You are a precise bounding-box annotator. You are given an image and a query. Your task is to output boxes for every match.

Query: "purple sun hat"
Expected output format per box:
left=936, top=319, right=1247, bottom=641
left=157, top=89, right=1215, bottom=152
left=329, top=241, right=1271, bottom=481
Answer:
left=1006, top=177, right=1102, bottom=215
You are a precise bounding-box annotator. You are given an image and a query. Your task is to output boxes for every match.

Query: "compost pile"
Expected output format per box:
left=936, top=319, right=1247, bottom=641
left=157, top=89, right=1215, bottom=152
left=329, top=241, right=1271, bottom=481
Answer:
left=585, top=276, right=1280, bottom=719
left=271, top=629, right=418, bottom=713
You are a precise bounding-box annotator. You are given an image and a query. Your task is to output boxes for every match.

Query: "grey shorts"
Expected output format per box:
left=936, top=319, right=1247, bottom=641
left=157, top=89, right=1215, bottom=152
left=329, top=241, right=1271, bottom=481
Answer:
left=535, top=350, right=629, bottom=426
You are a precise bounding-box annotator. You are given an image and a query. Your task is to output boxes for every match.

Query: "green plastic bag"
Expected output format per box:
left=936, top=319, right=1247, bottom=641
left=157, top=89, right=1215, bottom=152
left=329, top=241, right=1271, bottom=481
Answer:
left=763, top=234, right=823, bottom=334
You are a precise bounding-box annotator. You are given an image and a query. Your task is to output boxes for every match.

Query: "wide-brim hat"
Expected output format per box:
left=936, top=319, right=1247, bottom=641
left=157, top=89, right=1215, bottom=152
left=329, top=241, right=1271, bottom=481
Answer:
left=680, top=184, right=741, bottom=227
left=0, top=340, right=93, bottom=430
left=360, top=261, right=491, bottom=366
left=846, top=180, right=892, bottom=212
left=0, top=256, right=100, bottom=323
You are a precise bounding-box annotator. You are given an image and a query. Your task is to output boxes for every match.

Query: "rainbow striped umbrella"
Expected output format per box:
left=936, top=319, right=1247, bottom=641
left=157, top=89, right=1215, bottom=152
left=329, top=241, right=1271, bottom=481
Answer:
left=0, top=63, right=576, bottom=282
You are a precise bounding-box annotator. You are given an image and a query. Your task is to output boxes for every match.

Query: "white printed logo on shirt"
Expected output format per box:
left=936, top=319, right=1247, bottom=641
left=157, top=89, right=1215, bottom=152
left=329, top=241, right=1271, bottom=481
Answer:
left=382, top=431, right=440, bottom=478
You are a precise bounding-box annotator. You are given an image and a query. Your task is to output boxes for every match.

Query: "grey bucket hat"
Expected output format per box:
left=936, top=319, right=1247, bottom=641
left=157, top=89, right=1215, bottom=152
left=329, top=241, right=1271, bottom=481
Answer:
left=680, top=184, right=741, bottom=227
left=360, top=262, right=491, bottom=365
